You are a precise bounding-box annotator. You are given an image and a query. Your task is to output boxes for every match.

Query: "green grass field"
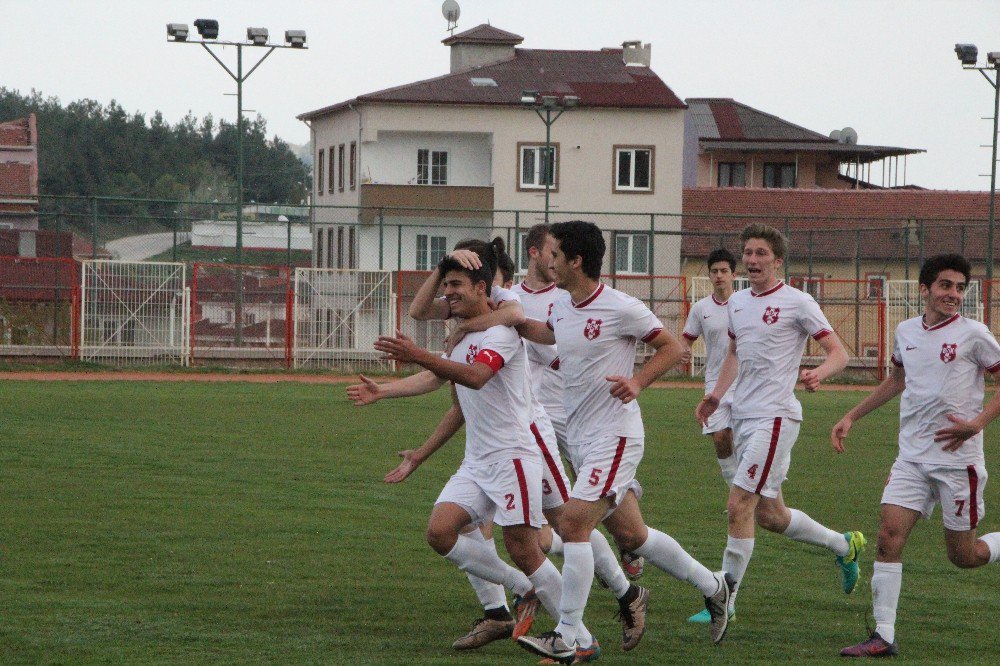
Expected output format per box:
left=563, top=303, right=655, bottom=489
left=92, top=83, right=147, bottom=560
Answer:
left=1, top=380, right=998, bottom=664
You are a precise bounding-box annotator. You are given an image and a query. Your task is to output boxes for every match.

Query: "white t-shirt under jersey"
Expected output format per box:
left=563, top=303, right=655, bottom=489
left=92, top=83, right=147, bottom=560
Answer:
left=512, top=281, right=565, bottom=421
left=683, top=293, right=734, bottom=395
left=547, top=283, right=662, bottom=445
left=727, top=281, right=833, bottom=422
left=449, top=324, right=540, bottom=466
left=892, top=314, right=1000, bottom=466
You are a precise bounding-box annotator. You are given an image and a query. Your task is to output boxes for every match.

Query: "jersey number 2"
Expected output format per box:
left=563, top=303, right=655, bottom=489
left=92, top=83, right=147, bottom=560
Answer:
left=505, top=493, right=516, bottom=510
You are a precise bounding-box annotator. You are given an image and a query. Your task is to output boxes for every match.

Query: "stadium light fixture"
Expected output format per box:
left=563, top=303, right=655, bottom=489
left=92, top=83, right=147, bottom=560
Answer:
left=519, top=92, right=581, bottom=223
left=194, top=18, right=219, bottom=40
left=520, top=90, right=539, bottom=106
left=955, top=43, right=978, bottom=66
left=285, top=30, right=307, bottom=48
left=247, top=27, right=269, bottom=46
left=166, top=23, right=189, bottom=41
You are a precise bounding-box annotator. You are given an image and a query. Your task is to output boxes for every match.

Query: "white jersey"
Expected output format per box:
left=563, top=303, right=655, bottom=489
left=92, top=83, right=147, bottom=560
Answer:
left=448, top=325, right=540, bottom=467
left=547, top=283, right=663, bottom=444
left=512, top=281, right=565, bottom=421
left=727, top=281, right=833, bottom=421
left=891, top=314, right=1000, bottom=466
left=683, top=293, right=734, bottom=395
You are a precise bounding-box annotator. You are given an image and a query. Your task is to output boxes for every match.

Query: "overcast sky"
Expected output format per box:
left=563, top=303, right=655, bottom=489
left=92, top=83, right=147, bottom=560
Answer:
left=4, top=0, right=1000, bottom=191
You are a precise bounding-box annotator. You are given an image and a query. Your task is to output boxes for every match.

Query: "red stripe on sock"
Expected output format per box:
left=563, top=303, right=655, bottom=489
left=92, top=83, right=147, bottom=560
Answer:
left=755, top=417, right=782, bottom=494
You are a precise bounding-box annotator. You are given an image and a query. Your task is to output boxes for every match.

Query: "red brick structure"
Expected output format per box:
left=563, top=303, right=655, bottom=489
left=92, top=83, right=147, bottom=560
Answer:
left=0, top=113, right=39, bottom=231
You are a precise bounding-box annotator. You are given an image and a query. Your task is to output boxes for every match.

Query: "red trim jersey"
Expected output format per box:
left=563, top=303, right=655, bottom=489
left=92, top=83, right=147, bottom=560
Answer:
left=448, top=324, right=539, bottom=466
left=891, top=314, right=1000, bottom=466
left=683, top=294, right=733, bottom=395
left=512, top=281, right=565, bottom=422
left=727, top=281, right=833, bottom=421
left=547, top=283, right=663, bottom=444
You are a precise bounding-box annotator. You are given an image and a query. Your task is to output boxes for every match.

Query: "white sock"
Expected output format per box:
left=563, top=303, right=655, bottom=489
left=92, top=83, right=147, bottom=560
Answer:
left=722, top=536, right=754, bottom=601
left=590, top=529, right=631, bottom=598
left=556, top=542, right=594, bottom=648
left=872, top=562, right=902, bottom=644
left=549, top=531, right=564, bottom=555
left=465, top=532, right=508, bottom=610
left=445, top=534, right=532, bottom=597
left=981, top=532, right=1000, bottom=564
left=633, top=527, right=718, bottom=596
left=783, top=509, right=849, bottom=556
left=717, top=454, right=738, bottom=487
left=527, top=558, right=563, bottom=620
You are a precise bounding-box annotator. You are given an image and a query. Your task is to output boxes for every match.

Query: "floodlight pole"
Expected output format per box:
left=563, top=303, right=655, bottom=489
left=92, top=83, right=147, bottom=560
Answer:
left=521, top=93, right=574, bottom=224
left=960, top=58, right=1000, bottom=284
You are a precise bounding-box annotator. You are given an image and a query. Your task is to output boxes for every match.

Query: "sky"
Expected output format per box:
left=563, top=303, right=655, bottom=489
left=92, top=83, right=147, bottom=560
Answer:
left=4, top=0, right=1000, bottom=191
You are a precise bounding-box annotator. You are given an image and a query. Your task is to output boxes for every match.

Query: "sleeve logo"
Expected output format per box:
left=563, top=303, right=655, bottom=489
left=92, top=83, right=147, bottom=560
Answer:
left=940, top=343, right=957, bottom=363
left=762, top=306, right=780, bottom=325
left=465, top=344, right=479, bottom=364
left=584, top=318, right=603, bottom=340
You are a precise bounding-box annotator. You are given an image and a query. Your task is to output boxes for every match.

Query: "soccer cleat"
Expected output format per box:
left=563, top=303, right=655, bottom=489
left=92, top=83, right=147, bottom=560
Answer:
left=452, top=616, right=515, bottom=650
left=840, top=632, right=899, bottom=658
left=621, top=551, right=645, bottom=581
left=836, top=531, right=867, bottom=594
left=704, top=571, right=736, bottom=644
left=616, top=585, right=649, bottom=651
left=571, top=639, right=601, bottom=663
left=512, top=590, right=541, bottom=640
left=516, top=631, right=576, bottom=662
left=687, top=606, right=735, bottom=624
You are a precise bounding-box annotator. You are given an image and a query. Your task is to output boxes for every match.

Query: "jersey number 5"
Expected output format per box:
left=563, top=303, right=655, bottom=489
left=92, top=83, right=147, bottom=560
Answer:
left=588, top=468, right=603, bottom=486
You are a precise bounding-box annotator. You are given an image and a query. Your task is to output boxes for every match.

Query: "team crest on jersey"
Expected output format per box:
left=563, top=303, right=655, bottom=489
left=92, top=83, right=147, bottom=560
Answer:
left=547, top=303, right=554, bottom=318
left=465, top=344, right=479, bottom=364
left=940, top=343, right=958, bottom=363
left=584, top=318, right=603, bottom=340
left=762, top=307, right=780, bottom=325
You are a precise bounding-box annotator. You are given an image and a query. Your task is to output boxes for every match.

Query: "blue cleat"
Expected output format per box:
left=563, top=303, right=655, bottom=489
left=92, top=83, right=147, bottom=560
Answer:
left=836, top=531, right=867, bottom=594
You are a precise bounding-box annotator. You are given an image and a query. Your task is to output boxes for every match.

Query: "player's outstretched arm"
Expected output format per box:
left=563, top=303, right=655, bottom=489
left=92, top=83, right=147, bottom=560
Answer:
left=385, top=391, right=465, bottom=483
left=607, top=329, right=685, bottom=404
left=800, top=332, right=849, bottom=392
left=375, top=332, right=496, bottom=389
left=831, top=364, right=905, bottom=452
left=934, top=369, right=1000, bottom=451
left=408, top=266, right=450, bottom=321
left=697, top=339, right=738, bottom=424
left=516, top=318, right=556, bottom=345
left=346, top=370, right=445, bottom=405
left=458, top=300, right=526, bottom=334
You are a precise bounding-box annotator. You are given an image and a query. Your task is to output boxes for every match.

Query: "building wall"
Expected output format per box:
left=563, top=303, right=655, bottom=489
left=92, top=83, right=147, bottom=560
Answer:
left=363, top=131, right=492, bottom=186
left=311, top=108, right=361, bottom=209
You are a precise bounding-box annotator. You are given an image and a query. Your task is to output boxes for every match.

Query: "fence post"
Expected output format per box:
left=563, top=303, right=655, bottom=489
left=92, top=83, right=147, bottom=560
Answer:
left=378, top=208, right=385, bottom=270
left=90, top=196, right=98, bottom=260
left=287, top=214, right=293, bottom=270
left=783, top=218, right=790, bottom=281
left=172, top=209, right=179, bottom=262
left=396, top=224, right=402, bottom=272
left=904, top=220, right=911, bottom=281
left=649, top=213, right=656, bottom=300
left=514, top=211, right=520, bottom=271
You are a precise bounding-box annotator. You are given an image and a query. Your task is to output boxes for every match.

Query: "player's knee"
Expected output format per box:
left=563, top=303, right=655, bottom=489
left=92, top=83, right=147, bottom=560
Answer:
left=946, top=545, right=982, bottom=569
left=755, top=505, right=785, bottom=532
left=875, top=525, right=905, bottom=560
left=425, top=522, right=456, bottom=555
left=611, top=524, right=647, bottom=553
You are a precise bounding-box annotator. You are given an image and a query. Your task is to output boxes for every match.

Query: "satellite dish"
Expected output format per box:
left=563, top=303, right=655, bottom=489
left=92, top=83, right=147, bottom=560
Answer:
left=442, top=0, right=461, bottom=32
left=840, top=127, right=858, bottom=145
left=829, top=129, right=842, bottom=142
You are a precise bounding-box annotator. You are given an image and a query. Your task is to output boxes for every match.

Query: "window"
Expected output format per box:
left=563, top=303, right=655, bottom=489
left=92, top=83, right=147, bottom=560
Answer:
left=326, top=227, right=335, bottom=269
left=328, top=146, right=335, bottom=193
left=518, top=143, right=558, bottom=190
left=349, top=142, right=357, bottom=190
left=517, top=230, right=529, bottom=273
left=718, top=162, right=746, bottom=187
left=763, top=162, right=796, bottom=188
left=790, top=275, right=823, bottom=299
left=614, top=233, right=650, bottom=274
left=417, top=149, right=448, bottom=185
left=614, top=146, right=653, bottom=192
left=338, top=144, right=345, bottom=192
left=866, top=273, right=888, bottom=299
left=317, top=149, right=324, bottom=196
left=416, top=234, right=447, bottom=271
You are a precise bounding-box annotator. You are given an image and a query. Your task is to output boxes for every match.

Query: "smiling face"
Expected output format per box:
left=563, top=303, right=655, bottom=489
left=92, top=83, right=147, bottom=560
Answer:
left=441, top=269, right=488, bottom=318
left=742, top=238, right=782, bottom=291
left=920, top=268, right=966, bottom=323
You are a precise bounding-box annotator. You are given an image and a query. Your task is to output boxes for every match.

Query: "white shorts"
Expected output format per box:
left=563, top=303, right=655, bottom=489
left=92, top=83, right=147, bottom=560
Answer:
left=530, top=418, right=571, bottom=510
left=732, top=417, right=800, bottom=498
left=436, top=458, right=545, bottom=528
left=702, top=393, right=733, bottom=436
left=570, top=436, right=645, bottom=517
left=881, top=458, right=988, bottom=531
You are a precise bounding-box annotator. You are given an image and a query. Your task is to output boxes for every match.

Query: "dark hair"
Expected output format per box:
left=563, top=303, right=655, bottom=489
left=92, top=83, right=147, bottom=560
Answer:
left=440, top=241, right=494, bottom=287
left=919, top=253, right=971, bottom=288
left=740, top=223, right=787, bottom=260
left=524, top=224, right=551, bottom=253
left=491, top=237, right=515, bottom=284
left=550, top=221, right=605, bottom=279
left=707, top=248, right=737, bottom=272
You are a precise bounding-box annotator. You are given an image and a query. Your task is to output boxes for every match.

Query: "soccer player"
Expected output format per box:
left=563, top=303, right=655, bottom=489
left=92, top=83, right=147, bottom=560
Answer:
left=372, top=247, right=567, bottom=643
left=695, top=222, right=865, bottom=624
left=517, top=220, right=735, bottom=664
left=832, top=254, right=1000, bottom=658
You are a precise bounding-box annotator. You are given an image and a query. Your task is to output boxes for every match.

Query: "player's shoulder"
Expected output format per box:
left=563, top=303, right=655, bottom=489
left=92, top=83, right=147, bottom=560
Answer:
left=958, top=316, right=996, bottom=340
left=728, top=287, right=752, bottom=305
left=490, top=285, right=521, bottom=304
left=482, top=323, right=521, bottom=342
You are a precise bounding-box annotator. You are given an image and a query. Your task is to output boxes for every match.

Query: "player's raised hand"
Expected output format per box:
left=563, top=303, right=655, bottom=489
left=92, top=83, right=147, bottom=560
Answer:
left=346, top=374, right=381, bottom=406
left=384, top=449, right=421, bottom=483
left=606, top=375, right=641, bottom=403
left=696, top=394, right=719, bottom=425
left=374, top=331, right=419, bottom=362
left=934, top=413, right=980, bottom=451
left=831, top=415, right=853, bottom=453
left=447, top=248, right=482, bottom=270
left=799, top=367, right=822, bottom=392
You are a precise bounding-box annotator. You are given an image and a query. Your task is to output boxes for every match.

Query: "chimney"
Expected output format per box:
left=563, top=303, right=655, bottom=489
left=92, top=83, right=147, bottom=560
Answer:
left=443, top=25, right=523, bottom=73
left=622, top=40, right=651, bottom=67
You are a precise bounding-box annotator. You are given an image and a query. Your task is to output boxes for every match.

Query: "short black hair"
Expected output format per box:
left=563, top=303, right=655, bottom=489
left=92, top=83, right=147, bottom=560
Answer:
left=491, top=237, right=515, bottom=284
left=919, top=253, right=971, bottom=288
left=707, top=248, right=737, bottom=272
left=524, top=224, right=551, bottom=253
left=550, top=221, right=605, bottom=279
left=439, top=242, right=494, bottom=287
left=453, top=238, right=498, bottom=280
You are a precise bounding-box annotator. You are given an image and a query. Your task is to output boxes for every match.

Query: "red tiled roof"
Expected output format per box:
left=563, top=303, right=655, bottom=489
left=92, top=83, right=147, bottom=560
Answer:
left=299, top=47, right=684, bottom=119
left=442, top=24, right=523, bottom=46
left=708, top=100, right=744, bottom=139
